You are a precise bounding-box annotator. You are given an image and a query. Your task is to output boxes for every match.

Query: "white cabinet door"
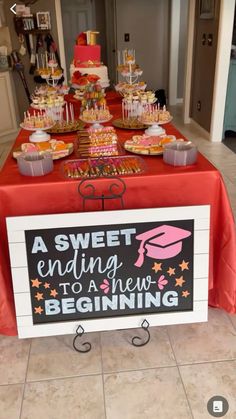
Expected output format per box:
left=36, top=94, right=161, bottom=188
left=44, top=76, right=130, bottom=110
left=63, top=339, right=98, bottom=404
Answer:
left=0, top=71, right=18, bottom=141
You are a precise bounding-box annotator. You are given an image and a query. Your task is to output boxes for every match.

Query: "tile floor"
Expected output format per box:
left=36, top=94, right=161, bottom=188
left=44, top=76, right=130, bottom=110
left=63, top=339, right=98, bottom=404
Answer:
left=0, top=106, right=236, bottom=419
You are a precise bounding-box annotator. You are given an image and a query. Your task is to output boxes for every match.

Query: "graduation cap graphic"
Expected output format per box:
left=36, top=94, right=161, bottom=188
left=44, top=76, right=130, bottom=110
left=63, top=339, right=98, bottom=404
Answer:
left=134, top=224, right=192, bottom=267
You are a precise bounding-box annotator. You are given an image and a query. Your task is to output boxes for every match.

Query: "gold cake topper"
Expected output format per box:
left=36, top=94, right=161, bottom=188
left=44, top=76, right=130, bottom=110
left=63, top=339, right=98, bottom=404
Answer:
left=84, top=30, right=99, bottom=46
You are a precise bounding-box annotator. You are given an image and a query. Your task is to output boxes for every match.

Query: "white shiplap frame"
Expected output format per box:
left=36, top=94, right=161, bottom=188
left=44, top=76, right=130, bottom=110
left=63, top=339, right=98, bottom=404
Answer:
left=7, top=205, right=210, bottom=339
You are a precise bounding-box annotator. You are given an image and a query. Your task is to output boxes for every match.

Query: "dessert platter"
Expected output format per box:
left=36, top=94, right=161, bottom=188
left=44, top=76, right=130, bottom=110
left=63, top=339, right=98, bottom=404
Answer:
left=124, top=134, right=176, bottom=155
left=123, top=90, right=156, bottom=105
left=76, top=126, right=120, bottom=157
left=62, top=155, right=145, bottom=179
left=44, top=102, right=85, bottom=134
left=33, top=85, right=69, bottom=97
left=21, top=112, right=54, bottom=131
left=80, top=107, right=113, bottom=129
left=139, top=105, right=172, bottom=125
left=13, top=139, right=74, bottom=160
left=31, top=95, right=66, bottom=110
left=115, top=81, right=147, bottom=95
left=46, top=120, right=85, bottom=134
left=20, top=112, right=55, bottom=142
left=112, top=118, right=147, bottom=130
left=139, top=105, right=173, bottom=136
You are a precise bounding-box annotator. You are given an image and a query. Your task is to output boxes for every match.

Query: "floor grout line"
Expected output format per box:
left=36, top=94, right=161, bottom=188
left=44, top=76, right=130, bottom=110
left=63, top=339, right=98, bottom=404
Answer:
left=100, top=332, right=108, bottom=419
left=166, top=328, right=194, bottom=419
left=19, top=339, right=32, bottom=419
left=1, top=358, right=236, bottom=389
left=227, top=313, right=236, bottom=332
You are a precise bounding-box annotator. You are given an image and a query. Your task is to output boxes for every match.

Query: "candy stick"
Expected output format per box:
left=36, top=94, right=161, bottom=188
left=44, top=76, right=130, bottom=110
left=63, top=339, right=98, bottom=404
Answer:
left=118, top=50, right=121, bottom=66
left=36, top=54, right=39, bottom=69
left=65, top=103, right=69, bottom=123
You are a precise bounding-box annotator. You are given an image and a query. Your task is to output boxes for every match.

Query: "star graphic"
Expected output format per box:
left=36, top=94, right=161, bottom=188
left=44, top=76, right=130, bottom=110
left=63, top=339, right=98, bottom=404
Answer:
left=31, top=278, right=42, bottom=288
left=175, top=276, right=186, bottom=287
left=179, top=260, right=189, bottom=271
left=50, top=289, right=58, bottom=298
left=35, top=292, right=44, bottom=301
left=43, top=282, right=51, bottom=289
left=34, top=306, right=43, bottom=315
left=152, top=262, right=162, bottom=273
left=167, top=267, right=176, bottom=276
left=182, top=290, right=190, bottom=298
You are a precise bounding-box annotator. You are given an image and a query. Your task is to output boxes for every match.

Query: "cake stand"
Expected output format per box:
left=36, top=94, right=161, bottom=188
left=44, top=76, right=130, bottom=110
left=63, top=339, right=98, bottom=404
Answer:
left=41, top=74, right=62, bottom=88
left=79, top=116, right=113, bottom=130
left=20, top=124, right=55, bottom=143
left=138, top=117, right=173, bottom=136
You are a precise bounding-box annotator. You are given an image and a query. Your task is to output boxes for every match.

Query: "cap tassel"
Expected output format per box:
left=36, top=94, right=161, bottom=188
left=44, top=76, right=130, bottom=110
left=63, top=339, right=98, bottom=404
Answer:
left=134, top=244, right=146, bottom=267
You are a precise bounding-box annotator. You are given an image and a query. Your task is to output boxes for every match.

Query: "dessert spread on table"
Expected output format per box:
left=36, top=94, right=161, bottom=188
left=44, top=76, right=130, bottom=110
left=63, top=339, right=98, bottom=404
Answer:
left=15, top=38, right=186, bottom=177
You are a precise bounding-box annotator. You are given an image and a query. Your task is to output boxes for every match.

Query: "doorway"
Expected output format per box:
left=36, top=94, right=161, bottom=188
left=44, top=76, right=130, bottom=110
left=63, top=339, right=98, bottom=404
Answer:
left=57, top=0, right=188, bottom=103
left=60, top=0, right=95, bottom=82
left=190, top=0, right=220, bottom=132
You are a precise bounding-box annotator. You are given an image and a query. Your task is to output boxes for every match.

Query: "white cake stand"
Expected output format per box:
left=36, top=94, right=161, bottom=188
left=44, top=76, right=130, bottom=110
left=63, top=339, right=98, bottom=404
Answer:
left=80, top=116, right=113, bottom=130
left=138, top=117, right=173, bottom=136
left=20, top=124, right=55, bottom=142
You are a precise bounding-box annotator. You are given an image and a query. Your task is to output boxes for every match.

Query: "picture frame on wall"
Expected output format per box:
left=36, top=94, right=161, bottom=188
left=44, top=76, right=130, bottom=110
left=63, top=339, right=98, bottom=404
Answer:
left=199, top=0, right=215, bottom=19
left=36, top=11, right=51, bottom=30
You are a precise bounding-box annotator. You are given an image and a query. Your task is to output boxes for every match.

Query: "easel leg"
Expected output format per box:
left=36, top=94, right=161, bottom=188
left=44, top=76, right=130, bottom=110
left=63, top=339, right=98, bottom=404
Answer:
left=73, top=325, right=92, bottom=353
left=131, top=320, right=151, bottom=347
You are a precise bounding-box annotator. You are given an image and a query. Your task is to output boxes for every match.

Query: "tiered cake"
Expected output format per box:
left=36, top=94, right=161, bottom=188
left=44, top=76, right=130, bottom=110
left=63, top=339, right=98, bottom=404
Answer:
left=70, top=31, right=109, bottom=88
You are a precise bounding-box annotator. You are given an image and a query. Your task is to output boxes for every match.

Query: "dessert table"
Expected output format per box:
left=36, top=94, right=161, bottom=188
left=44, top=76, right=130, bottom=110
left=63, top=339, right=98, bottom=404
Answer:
left=0, top=93, right=236, bottom=336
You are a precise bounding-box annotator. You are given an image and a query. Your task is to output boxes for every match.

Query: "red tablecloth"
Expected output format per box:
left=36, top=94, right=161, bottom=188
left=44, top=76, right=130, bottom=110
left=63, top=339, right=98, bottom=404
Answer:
left=0, top=93, right=236, bottom=335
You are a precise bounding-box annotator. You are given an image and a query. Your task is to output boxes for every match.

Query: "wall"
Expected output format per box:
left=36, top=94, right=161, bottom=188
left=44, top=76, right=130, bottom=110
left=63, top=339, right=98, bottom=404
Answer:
left=0, top=25, right=11, bottom=52
left=116, top=0, right=170, bottom=92
left=177, top=0, right=188, bottom=99
left=3, top=0, right=59, bottom=119
left=94, top=0, right=107, bottom=65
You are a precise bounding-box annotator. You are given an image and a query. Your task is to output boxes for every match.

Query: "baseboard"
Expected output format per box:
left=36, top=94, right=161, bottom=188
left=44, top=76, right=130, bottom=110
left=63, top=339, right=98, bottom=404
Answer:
left=189, top=119, right=210, bottom=140
left=0, top=130, right=19, bottom=144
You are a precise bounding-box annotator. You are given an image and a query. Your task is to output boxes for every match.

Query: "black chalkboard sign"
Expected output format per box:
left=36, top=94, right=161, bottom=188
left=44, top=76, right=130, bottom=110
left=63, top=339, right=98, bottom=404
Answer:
left=25, top=219, right=194, bottom=325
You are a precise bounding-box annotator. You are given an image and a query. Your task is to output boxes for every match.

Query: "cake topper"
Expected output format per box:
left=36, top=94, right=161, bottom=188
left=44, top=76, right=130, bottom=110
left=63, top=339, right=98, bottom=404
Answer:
left=84, top=30, right=99, bottom=46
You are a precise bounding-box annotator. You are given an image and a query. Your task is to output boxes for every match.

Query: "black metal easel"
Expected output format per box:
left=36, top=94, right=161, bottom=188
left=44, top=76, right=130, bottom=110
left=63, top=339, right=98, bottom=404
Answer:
left=73, top=168, right=151, bottom=352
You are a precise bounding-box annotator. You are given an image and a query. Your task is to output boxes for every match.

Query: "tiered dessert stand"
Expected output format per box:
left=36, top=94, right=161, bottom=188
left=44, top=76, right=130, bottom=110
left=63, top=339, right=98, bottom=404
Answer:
left=115, top=49, right=146, bottom=95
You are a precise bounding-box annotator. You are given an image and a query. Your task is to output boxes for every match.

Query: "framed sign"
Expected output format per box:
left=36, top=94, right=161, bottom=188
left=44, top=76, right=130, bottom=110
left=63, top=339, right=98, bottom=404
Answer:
left=7, top=205, right=210, bottom=338
left=36, top=11, right=51, bottom=30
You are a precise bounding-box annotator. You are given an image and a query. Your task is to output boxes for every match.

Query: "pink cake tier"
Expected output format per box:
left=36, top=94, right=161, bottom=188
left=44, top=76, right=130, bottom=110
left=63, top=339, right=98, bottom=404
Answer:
left=71, top=45, right=109, bottom=88
left=74, top=45, right=101, bottom=64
